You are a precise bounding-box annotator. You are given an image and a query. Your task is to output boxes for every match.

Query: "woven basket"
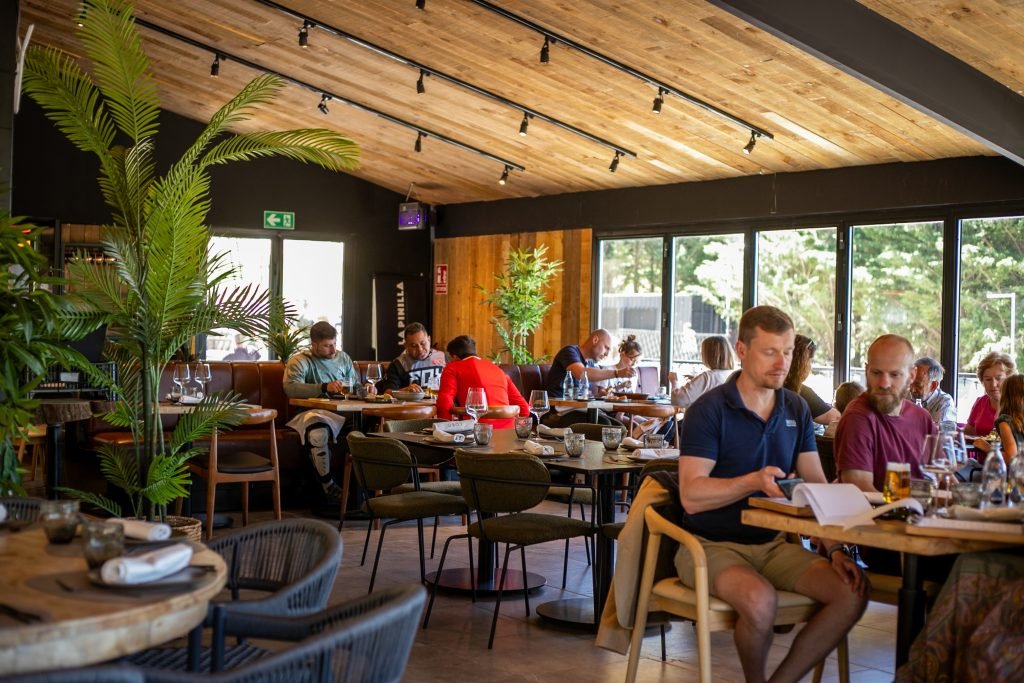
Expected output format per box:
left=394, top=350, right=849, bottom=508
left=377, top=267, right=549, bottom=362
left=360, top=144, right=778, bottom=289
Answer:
left=165, top=515, right=203, bottom=543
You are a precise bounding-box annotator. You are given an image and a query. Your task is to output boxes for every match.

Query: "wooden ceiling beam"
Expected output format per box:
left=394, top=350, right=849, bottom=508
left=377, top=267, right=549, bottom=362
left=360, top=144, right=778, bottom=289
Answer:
left=708, top=0, right=1024, bottom=166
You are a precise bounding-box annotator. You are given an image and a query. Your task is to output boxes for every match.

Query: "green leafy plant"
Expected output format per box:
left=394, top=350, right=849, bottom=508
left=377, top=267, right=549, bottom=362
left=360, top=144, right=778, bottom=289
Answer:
left=22, top=0, right=359, bottom=518
left=478, top=245, right=562, bottom=364
left=264, top=296, right=308, bottom=363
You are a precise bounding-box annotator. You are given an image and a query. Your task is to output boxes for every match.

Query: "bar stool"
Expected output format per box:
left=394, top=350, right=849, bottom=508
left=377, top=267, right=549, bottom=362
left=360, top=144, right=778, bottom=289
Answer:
left=14, top=424, right=47, bottom=484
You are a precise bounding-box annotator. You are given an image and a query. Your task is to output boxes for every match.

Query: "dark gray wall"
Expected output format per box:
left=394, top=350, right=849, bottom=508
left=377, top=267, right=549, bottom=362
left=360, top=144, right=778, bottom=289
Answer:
left=1, top=1, right=19, bottom=209
left=12, top=98, right=430, bottom=359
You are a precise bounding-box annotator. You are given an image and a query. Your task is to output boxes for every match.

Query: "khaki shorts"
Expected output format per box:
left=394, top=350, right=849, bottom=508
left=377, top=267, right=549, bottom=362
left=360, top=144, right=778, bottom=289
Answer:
left=674, top=533, right=823, bottom=594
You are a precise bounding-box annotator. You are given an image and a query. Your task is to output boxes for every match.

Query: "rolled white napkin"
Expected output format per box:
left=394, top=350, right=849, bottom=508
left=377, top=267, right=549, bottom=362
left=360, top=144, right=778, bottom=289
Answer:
left=179, top=394, right=202, bottom=405
left=621, top=437, right=644, bottom=449
left=100, top=543, right=193, bottom=585
left=523, top=440, right=554, bottom=456
left=432, top=426, right=467, bottom=443
left=109, top=518, right=172, bottom=541
left=434, top=420, right=474, bottom=434
left=0, top=503, right=6, bottom=523
left=538, top=425, right=569, bottom=438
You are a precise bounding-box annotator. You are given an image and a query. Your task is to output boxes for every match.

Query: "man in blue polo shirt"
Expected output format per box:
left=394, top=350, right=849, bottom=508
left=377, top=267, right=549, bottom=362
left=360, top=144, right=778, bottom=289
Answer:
left=677, top=305, right=867, bottom=683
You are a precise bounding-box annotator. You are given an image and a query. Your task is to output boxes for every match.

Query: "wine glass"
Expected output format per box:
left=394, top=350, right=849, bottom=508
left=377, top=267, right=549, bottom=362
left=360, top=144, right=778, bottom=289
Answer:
left=465, top=387, right=487, bottom=423
left=171, top=364, right=189, bottom=401
left=529, top=390, right=549, bottom=415
left=920, top=433, right=956, bottom=509
left=366, top=363, right=383, bottom=384
left=193, top=362, right=211, bottom=399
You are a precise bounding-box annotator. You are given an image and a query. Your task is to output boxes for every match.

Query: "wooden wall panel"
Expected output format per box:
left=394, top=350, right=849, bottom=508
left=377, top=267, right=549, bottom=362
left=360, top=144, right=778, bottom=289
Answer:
left=432, top=228, right=591, bottom=363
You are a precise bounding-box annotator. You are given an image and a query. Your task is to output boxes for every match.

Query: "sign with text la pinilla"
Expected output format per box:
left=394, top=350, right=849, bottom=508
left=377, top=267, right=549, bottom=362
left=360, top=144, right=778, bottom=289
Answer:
left=263, top=210, right=295, bottom=230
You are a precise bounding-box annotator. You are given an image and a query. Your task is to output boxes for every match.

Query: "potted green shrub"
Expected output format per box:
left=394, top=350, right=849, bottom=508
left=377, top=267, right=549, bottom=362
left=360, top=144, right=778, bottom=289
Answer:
left=21, top=0, right=359, bottom=520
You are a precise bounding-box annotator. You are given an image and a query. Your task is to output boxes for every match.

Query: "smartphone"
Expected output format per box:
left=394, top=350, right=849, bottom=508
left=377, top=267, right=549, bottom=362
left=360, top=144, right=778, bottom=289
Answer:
left=776, top=477, right=804, bottom=500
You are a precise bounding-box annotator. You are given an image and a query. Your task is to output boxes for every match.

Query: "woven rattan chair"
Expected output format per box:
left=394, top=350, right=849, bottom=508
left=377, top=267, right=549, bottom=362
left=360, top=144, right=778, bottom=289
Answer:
left=0, top=667, right=144, bottom=682
left=126, top=518, right=342, bottom=672
left=425, top=450, right=595, bottom=648
left=142, top=584, right=426, bottom=682
left=0, top=496, right=43, bottom=523
left=347, top=431, right=468, bottom=592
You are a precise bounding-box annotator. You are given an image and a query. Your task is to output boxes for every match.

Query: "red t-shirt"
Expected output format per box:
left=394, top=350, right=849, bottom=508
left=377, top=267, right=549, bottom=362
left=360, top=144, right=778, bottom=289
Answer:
left=435, top=356, right=530, bottom=429
left=967, top=395, right=997, bottom=436
left=834, top=394, right=937, bottom=491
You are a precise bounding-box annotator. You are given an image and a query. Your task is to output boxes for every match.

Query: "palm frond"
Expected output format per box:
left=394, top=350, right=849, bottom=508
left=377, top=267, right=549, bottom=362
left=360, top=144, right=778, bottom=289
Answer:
left=141, top=454, right=191, bottom=507
left=201, top=129, right=360, bottom=172
left=168, top=393, right=248, bottom=454
left=55, top=488, right=123, bottom=518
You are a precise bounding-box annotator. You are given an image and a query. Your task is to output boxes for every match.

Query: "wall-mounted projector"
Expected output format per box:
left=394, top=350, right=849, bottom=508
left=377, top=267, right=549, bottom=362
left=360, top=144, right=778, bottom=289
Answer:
left=398, top=201, right=428, bottom=231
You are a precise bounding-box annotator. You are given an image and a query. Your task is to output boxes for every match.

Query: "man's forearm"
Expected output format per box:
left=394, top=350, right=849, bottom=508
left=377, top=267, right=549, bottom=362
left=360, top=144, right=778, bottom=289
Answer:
left=283, top=381, right=323, bottom=399
left=680, top=473, right=757, bottom=514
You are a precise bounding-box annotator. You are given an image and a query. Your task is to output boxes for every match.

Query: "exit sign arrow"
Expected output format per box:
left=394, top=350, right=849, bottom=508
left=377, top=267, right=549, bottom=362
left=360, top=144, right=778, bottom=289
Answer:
left=263, top=210, right=295, bottom=230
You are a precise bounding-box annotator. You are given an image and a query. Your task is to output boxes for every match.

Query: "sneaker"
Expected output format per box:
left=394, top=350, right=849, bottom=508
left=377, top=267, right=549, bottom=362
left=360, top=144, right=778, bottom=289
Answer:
left=322, top=480, right=344, bottom=501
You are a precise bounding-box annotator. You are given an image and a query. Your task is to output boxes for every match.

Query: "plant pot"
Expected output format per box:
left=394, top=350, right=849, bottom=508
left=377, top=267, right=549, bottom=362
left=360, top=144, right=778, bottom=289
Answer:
left=164, top=515, right=203, bottom=543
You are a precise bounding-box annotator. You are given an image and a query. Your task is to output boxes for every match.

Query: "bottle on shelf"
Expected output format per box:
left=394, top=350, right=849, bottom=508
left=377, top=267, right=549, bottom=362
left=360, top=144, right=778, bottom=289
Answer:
left=981, top=441, right=1007, bottom=507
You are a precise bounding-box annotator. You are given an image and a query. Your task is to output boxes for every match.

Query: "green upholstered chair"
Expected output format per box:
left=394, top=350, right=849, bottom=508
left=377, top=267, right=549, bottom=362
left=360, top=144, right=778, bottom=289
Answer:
left=346, top=431, right=468, bottom=592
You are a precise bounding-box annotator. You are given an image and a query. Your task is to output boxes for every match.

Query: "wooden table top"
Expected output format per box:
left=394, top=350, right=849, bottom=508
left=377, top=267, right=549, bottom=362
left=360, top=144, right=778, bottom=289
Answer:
left=741, top=507, right=1017, bottom=556
left=0, top=528, right=226, bottom=674
left=157, top=402, right=266, bottom=417
left=289, top=397, right=435, bottom=413
left=34, top=399, right=95, bottom=426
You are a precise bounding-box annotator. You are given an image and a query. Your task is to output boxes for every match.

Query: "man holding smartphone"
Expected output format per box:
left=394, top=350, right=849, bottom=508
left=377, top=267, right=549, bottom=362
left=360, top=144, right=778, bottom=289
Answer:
left=677, top=306, right=867, bottom=683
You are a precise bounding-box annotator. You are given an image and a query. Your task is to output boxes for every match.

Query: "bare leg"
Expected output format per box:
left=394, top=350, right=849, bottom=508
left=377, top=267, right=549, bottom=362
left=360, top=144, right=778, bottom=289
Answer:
left=713, top=565, right=780, bottom=683
left=769, top=559, right=867, bottom=683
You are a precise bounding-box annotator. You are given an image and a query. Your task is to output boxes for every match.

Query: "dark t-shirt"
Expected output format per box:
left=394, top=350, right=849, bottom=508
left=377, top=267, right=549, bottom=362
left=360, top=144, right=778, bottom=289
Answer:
left=680, top=376, right=817, bottom=544
left=546, top=345, right=595, bottom=397
left=799, top=384, right=832, bottom=419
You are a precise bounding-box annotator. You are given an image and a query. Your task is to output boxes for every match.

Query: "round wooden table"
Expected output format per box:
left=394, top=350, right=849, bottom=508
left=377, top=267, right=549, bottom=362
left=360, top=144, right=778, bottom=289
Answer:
left=0, top=527, right=227, bottom=674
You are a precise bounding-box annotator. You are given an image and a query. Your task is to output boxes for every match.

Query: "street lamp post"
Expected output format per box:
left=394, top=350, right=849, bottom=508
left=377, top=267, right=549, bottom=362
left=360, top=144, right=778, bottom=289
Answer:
left=986, top=292, right=1017, bottom=361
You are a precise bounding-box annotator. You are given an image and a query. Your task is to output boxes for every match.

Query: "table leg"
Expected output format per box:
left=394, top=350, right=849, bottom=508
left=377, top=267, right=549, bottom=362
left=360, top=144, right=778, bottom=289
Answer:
left=45, top=423, right=63, bottom=500
left=895, top=553, right=926, bottom=668
left=586, top=406, right=599, bottom=423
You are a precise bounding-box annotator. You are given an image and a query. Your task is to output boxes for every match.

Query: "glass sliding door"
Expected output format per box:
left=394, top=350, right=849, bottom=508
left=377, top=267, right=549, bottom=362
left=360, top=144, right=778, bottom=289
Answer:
left=757, top=227, right=837, bottom=399
left=283, top=239, right=345, bottom=337
left=207, top=235, right=272, bottom=361
left=597, top=237, right=663, bottom=372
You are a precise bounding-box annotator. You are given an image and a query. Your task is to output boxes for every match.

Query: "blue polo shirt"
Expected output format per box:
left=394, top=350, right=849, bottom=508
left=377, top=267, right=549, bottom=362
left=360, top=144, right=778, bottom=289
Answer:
left=680, top=375, right=816, bottom=544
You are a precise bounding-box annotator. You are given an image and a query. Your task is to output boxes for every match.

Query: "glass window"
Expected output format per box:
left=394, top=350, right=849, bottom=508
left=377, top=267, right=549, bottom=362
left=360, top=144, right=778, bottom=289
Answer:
left=757, top=227, right=837, bottom=400
left=597, top=237, right=663, bottom=372
left=958, top=215, right=1024, bottom=421
left=283, top=239, right=345, bottom=338
left=671, top=233, right=744, bottom=377
left=207, top=236, right=272, bottom=361
left=849, top=221, right=943, bottom=386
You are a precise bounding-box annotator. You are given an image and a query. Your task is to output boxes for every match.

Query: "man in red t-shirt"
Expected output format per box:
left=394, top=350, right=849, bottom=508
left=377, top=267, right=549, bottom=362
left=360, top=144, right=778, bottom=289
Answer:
left=436, top=335, right=530, bottom=429
left=835, top=334, right=937, bottom=492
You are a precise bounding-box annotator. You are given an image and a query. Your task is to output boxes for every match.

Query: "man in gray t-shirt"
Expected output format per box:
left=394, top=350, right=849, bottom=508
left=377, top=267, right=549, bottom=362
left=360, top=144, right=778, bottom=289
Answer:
left=375, top=322, right=447, bottom=394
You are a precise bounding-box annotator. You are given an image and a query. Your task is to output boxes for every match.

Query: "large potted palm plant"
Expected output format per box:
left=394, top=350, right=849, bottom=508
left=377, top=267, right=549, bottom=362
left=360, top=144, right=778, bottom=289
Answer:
left=21, top=0, right=359, bottom=520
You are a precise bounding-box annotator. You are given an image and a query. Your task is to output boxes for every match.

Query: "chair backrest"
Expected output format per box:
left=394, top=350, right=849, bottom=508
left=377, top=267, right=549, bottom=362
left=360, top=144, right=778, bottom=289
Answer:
left=383, top=417, right=441, bottom=433
left=0, top=496, right=43, bottom=522
left=2, top=667, right=146, bottom=682
left=346, top=431, right=417, bottom=492
left=452, top=404, right=520, bottom=420
left=568, top=423, right=624, bottom=441
left=455, top=450, right=551, bottom=513
left=208, top=518, right=342, bottom=616
left=361, top=405, right=436, bottom=423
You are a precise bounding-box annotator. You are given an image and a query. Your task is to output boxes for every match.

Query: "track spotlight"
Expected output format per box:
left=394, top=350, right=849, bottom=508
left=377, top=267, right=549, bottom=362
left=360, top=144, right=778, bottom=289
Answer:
left=743, top=131, right=758, bottom=155
left=299, top=20, right=312, bottom=48
left=317, top=94, right=330, bottom=115
left=210, top=54, right=221, bottom=77
left=416, top=0, right=426, bottom=9
left=416, top=69, right=426, bottom=94
left=518, top=113, right=530, bottom=137
left=499, top=165, right=510, bottom=185
left=608, top=151, right=621, bottom=173
left=539, top=36, right=550, bottom=64
left=652, top=87, right=666, bottom=114
left=414, top=132, right=424, bottom=153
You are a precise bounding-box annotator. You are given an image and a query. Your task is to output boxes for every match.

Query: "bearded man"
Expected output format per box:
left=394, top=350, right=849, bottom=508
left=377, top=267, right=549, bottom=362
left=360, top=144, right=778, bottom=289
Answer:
left=835, top=334, right=937, bottom=492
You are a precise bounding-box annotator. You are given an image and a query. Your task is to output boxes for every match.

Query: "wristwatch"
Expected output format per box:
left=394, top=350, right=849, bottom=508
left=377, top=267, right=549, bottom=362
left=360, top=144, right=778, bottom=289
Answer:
left=827, top=543, right=852, bottom=559
left=321, top=382, right=329, bottom=395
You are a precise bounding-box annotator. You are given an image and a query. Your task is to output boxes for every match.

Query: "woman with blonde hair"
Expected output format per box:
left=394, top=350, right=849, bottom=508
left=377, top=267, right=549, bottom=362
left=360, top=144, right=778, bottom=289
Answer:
left=668, top=335, right=736, bottom=408
left=965, top=351, right=1016, bottom=437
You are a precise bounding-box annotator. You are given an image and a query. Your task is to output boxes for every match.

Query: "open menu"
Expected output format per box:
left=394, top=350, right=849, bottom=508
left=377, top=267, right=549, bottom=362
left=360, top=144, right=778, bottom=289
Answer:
left=790, top=483, right=923, bottom=528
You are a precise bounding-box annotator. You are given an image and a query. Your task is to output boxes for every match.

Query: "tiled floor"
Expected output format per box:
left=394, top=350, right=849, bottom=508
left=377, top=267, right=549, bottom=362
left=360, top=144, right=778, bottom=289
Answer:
left=236, top=503, right=901, bottom=683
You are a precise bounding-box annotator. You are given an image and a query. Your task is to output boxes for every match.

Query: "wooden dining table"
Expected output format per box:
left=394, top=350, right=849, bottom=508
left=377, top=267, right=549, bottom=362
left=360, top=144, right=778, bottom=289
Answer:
left=0, top=527, right=227, bottom=674
left=379, top=427, right=645, bottom=629
left=741, top=506, right=1023, bottom=668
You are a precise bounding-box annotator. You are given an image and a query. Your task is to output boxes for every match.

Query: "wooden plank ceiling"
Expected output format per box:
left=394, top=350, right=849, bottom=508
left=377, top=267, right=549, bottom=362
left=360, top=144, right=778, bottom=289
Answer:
left=18, top=0, right=1009, bottom=206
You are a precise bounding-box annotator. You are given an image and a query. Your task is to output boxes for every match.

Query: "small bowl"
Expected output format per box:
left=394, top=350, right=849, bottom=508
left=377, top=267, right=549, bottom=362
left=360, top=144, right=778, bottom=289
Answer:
left=393, top=390, right=425, bottom=401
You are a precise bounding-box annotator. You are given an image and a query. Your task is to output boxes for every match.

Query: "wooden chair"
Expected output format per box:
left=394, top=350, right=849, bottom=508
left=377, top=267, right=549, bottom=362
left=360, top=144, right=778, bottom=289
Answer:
left=626, top=506, right=849, bottom=683
left=619, top=403, right=681, bottom=446
left=183, top=408, right=282, bottom=541
left=14, top=424, right=46, bottom=484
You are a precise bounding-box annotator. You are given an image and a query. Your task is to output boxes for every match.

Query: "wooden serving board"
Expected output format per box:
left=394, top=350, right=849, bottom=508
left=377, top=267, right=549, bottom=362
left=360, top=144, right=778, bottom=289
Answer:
left=748, top=496, right=815, bottom=517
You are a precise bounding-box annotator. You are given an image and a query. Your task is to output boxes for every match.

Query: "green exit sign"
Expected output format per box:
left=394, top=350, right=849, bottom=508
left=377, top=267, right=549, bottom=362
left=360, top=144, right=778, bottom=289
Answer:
left=263, top=210, right=295, bottom=230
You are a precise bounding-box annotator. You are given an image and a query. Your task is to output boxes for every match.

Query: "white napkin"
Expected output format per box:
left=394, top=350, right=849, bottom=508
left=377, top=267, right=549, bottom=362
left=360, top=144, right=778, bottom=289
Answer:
left=432, top=426, right=467, bottom=443
left=100, top=543, right=193, bottom=585
left=179, top=394, right=202, bottom=405
left=621, top=437, right=643, bottom=449
left=434, top=420, right=474, bottom=434
left=0, top=503, right=6, bottom=523
left=523, top=440, right=554, bottom=456
left=109, top=518, right=172, bottom=541
left=538, top=425, right=568, bottom=438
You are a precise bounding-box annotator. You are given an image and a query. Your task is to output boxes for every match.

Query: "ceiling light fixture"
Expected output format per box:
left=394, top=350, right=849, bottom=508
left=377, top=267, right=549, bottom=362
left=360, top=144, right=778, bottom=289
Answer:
left=743, top=131, right=758, bottom=155
left=317, top=93, right=330, bottom=115
left=498, top=165, right=510, bottom=185
left=539, top=36, right=550, bottom=64
left=470, top=0, right=772, bottom=145
left=518, top=113, right=530, bottom=137
left=414, top=131, right=424, bottom=152
left=298, top=20, right=312, bottom=48
left=652, top=87, right=665, bottom=114
left=210, top=54, right=221, bottom=77
left=415, top=0, right=426, bottom=9
left=416, top=69, right=426, bottom=94
left=608, top=151, right=621, bottom=173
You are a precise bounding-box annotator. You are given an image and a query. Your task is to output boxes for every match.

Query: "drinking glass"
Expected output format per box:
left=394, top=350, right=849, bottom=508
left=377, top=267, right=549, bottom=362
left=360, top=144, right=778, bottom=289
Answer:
left=952, top=481, right=982, bottom=508
left=514, top=416, right=533, bottom=439
left=82, top=521, right=124, bottom=569
left=883, top=462, right=911, bottom=503
left=909, top=479, right=936, bottom=516
left=473, top=422, right=493, bottom=446
left=565, top=433, right=587, bottom=457
left=920, top=433, right=955, bottom=478
left=644, top=433, right=666, bottom=449
left=171, top=364, right=190, bottom=401
left=426, top=374, right=441, bottom=399
left=465, top=387, right=487, bottom=422
left=529, top=390, right=549, bottom=415
left=366, top=363, right=384, bottom=384
left=193, top=362, right=211, bottom=399
left=602, top=427, right=623, bottom=451
left=40, top=500, right=80, bottom=544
